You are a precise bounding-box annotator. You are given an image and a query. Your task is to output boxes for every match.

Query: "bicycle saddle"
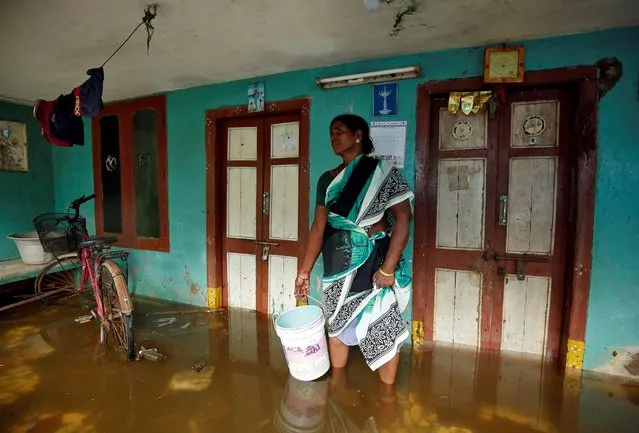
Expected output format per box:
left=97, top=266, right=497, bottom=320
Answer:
left=77, top=236, right=118, bottom=250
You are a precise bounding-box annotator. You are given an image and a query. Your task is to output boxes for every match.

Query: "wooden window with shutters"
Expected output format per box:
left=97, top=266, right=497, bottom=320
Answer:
left=91, top=94, right=169, bottom=252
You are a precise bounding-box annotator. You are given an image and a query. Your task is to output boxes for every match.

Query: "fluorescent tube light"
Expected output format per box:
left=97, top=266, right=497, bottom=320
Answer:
left=316, top=66, right=420, bottom=89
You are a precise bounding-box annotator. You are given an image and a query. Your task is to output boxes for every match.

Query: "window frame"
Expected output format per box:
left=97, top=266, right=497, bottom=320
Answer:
left=91, top=94, right=169, bottom=252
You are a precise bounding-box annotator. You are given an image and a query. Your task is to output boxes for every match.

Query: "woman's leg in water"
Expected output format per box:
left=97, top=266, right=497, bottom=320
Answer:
left=377, top=353, right=400, bottom=384
left=328, top=336, right=349, bottom=368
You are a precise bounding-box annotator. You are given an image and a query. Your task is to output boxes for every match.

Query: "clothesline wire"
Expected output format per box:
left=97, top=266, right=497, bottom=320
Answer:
left=0, top=4, right=157, bottom=106
left=100, top=21, right=145, bottom=69
left=101, top=4, right=157, bottom=68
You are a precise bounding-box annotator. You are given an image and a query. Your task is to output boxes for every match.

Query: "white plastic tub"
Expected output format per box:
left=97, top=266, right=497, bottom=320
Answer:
left=7, top=231, right=53, bottom=265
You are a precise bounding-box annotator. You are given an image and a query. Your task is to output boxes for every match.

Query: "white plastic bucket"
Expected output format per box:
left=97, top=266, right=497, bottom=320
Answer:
left=274, top=305, right=330, bottom=382
left=7, top=231, right=53, bottom=265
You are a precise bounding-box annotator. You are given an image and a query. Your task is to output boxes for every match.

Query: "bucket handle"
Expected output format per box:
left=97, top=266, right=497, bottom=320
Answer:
left=307, top=294, right=325, bottom=312
left=272, top=294, right=326, bottom=329
left=272, top=284, right=384, bottom=328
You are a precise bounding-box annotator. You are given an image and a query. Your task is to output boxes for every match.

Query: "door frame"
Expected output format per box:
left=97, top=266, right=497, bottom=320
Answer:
left=413, top=67, right=598, bottom=369
left=205, top=98, right=311, bottom=311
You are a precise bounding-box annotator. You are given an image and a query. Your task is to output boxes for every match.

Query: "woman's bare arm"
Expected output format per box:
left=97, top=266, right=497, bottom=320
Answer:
left=380, top=200, right=412, bottom=273
left=299, top=205, right=328, bottom=274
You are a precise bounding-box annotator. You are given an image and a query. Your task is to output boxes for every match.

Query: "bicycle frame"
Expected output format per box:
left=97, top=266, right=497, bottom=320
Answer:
left=64, top=193, right=117, bottom=324
left=76, top=232, right=107, bottom=322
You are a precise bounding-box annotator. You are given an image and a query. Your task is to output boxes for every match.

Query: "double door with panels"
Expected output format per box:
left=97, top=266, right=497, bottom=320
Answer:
left=426, top=88, right=573, bottom=357
left=222, top=114, right=306, bottom=315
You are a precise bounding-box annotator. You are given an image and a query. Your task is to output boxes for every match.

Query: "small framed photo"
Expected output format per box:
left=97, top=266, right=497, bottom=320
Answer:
left=484, top=46, right=525, bottom=83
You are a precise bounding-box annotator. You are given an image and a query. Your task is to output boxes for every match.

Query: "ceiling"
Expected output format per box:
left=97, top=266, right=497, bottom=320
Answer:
left=1, top=0, right=637, bottom=104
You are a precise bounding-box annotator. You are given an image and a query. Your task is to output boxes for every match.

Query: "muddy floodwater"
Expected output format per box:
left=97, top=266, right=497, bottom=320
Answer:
left=1, top=296, right=638, bottom=433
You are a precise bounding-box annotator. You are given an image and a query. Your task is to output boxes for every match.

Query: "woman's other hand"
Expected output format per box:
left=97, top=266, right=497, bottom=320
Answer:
left=374, top=268, right=395, bottom=288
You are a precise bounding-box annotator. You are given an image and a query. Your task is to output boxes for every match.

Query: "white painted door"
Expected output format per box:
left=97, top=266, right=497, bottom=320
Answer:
left=427, top=105, right=493, bottom=349
left=263, top=116, right=305, bottom=315
left=225, top=121, right=261, bottom=312
left=425, top=89, right=572, bottom=357
left=496, top=92, right=571, bottom=357
left=223, top=115, right=307, bottom=315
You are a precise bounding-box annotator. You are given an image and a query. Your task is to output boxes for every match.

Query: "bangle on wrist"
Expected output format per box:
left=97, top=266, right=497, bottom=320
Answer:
left=297, top=271, right=310, bottom=280
left=378, top=267, right=394, bottom=277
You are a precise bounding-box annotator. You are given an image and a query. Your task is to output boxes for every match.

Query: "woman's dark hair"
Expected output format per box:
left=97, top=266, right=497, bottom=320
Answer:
left=330, top=114, right=375, bottom=154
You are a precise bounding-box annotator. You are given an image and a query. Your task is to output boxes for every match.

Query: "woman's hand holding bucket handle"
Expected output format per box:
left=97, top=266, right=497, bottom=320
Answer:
left=294, top=270, right=310, bottom=298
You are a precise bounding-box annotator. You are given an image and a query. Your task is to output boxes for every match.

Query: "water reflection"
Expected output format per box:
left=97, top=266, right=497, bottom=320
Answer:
left=275, top=375, right=329, bottom=432
left=0, top=298, right=638, bottom=433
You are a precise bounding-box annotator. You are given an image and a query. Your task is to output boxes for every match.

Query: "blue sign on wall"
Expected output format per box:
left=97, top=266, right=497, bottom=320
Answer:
left=373, top=82, right=398, bottom=117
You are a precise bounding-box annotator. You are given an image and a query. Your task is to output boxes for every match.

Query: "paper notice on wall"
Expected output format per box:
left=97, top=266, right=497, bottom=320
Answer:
left=370, top=121, right=407, bottom=168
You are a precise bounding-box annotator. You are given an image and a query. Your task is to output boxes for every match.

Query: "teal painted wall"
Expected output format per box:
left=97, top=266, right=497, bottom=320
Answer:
left=51, top=26, right=639, bottom=371
left=0, top=101, right=55, bottom=260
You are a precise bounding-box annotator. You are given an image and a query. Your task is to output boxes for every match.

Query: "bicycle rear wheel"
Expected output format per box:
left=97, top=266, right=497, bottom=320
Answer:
left=34, top=255, right=83, bottom=302
left=98, top=260, right=135, bottom=361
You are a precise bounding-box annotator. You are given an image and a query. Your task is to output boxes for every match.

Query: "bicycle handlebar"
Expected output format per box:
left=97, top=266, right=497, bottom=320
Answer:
left=69, top=194, right=96, bottom=217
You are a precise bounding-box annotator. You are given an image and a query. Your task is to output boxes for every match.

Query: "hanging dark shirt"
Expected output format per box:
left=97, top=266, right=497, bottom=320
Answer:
left=34, top=67, right=104, bottom=147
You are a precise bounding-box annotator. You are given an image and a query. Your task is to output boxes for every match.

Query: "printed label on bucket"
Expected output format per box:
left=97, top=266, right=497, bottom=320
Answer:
left=283, top=338, right=327, bottom=364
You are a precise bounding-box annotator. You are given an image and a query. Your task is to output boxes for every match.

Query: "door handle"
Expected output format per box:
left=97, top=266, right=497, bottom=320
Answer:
left=498, top=195, right=508, bottom=226
left=255, top=240, right=279, bottom=246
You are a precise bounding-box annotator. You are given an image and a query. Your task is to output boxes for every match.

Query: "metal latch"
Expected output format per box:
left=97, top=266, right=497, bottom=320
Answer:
left=493, top=253, right=549, bottom=281
left=255, top=241, right=279, bottom=246
left=262, top=192, right=270, bottom=215
left=516, top=260, right=525, bottom=281
left=255, top=240, right=279, bottom=262
left=499, top=195, right=509, bottom=226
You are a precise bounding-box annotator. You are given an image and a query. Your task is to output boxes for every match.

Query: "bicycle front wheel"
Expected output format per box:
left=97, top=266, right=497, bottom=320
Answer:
left=99, top=260, right=135, bottom=361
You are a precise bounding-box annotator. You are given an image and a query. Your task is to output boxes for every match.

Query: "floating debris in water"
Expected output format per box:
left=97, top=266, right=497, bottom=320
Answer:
left=192, top=360, right=206, bottom=373
left=74, top=313, right=94, bottom=324
left=138, top=346, right=165, bottom=361
left=155, top=317, right=177, bottom=328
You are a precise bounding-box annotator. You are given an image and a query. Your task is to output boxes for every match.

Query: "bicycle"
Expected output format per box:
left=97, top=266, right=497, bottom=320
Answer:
left=32, top=194, right=135, bottom=361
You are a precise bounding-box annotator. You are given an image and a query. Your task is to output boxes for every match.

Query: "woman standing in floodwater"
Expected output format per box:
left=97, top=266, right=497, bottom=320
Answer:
left=295, top=114, right=414, bottom=385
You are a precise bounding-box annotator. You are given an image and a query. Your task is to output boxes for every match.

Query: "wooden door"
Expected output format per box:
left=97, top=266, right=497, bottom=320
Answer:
left=222, top=115, right=307, bottom=315
left=426, top=102, right=498, bottom=348
left=493, top=89, right=572, bottom=357
left=262, top=115, right=307, bottom=315
left=424, top=88, right=573, bottom=357
left=223, top=118, right=262, bottom=312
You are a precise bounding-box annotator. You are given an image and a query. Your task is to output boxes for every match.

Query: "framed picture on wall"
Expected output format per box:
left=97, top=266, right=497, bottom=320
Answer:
left=484, top=46, right=525, bottom=83
left=0, top=120, right=28, bottom=172
left=373, top=82, right=398, bottom=117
